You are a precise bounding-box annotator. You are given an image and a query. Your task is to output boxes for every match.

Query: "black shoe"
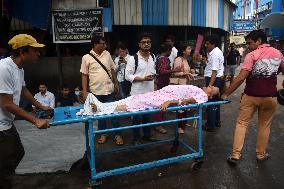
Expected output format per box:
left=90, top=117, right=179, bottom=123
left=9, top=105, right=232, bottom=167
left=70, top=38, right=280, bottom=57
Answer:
left=132, top=140, right=144, bottom=150
left=216, top=122, right=221, bottom=128
left=202, top=125, right=215, bottom=132
left=132, top=140, right=142, bottom=146
left=142, top=136, right=158, bottom=142
left=227, top=156, right=239, bottom=166
left=256, top=153, right=270, bottom=163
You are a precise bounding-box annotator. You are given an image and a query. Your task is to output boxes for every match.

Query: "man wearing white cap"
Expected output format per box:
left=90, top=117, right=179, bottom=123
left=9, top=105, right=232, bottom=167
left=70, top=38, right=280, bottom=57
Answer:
left=0, top=34, right=51, bottom=188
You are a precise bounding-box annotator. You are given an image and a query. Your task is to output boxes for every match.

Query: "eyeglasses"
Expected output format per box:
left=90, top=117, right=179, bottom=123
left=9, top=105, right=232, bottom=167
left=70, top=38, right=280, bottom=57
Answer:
left=140, top=40, right=151, bottom=44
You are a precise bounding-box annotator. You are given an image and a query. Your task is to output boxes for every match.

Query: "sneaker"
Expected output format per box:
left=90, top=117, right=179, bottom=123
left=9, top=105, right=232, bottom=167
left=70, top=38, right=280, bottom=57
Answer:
left=132, top=140, right=142, bottom=146
left=216, top=122, right=221, bottom=128
left=227, top=155, right=240, bottom=166
left=256, top=153, right=270, bottom=162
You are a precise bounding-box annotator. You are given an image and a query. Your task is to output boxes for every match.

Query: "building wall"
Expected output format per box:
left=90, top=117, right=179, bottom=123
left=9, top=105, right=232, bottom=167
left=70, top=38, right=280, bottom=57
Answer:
left=224, top=1, right=230, bottom=31
left=112, top=0, right=235, bottom=32
left=206, top=0, right=219, bottom=28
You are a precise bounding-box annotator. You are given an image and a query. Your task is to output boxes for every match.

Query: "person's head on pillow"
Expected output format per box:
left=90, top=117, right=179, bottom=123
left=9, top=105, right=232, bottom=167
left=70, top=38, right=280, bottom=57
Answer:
left=202, top=86, right=220, bottom=100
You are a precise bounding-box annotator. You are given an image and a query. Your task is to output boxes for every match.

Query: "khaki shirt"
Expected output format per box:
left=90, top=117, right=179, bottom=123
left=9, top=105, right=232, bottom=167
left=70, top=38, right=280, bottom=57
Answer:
left=80, top=50, right=116, bottom=95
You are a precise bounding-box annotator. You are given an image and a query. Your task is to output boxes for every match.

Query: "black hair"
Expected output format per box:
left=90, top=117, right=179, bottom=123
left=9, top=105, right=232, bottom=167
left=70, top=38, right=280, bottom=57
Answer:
left=39, top=82, right=47, bottom=86
left=159, top=43, right=172, bottom=54
left=91, top=35, right=106, bottom=45
left=75, top=86, right=82, bottom=90
left=245, top=29, right=267, bottom=43
left=62, top=83, right=70, bottom=90
left=205, top=35, right=220, bottom=47
left=10, top=46, right=30, bottom=57
left=211, top=93, right=221, bottom=100
left=138, top=32, right=152, bottom=42
left=165, top=35, right=175, bottom=42
left=178, top=44, right=191, bottom=56
left=117, top=43, right=127, bottom=50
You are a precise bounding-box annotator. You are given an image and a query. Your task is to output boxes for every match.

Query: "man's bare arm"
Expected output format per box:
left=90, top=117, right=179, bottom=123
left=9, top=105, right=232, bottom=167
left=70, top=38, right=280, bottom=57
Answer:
left=0, top=93, right=49, bottom=129
left=223, top=69, right=250, bottom=98
left=81, top=73, right=88, bottom=101
left=208, top=70, right=217, bottom=86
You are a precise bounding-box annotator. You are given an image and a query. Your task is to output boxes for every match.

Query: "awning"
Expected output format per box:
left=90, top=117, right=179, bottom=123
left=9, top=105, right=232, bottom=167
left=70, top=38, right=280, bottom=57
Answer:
left=260, top=12, right=284, bottom=29
left=4, top=0, right=51, bottom=29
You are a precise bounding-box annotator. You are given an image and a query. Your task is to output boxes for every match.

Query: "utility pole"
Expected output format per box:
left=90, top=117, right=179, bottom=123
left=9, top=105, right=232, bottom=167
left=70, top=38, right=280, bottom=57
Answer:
left=244, top=0, right=246, bottom=19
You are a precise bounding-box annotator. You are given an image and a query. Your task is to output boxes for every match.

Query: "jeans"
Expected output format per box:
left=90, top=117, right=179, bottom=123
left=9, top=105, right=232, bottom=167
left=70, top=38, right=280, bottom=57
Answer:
left=95, top=93, right=121, bottom=136
left=118, top=81, right=126, bottom=99
left=132, top=114, right=151, bottom=141
left=205, top=77, right=222, bottom=129
left=0, top=125, right=25, bottom=188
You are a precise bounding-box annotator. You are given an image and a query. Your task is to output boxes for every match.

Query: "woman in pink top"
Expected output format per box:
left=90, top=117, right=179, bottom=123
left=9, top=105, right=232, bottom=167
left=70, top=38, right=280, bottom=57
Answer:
left=172, top=45, right=195, bottom=134
left=172, top=45, right=195, bottom=84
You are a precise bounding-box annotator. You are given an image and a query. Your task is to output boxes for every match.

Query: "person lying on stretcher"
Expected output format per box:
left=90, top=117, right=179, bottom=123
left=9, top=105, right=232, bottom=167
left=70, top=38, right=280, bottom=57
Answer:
left=77, top=85, right=220, bottom=116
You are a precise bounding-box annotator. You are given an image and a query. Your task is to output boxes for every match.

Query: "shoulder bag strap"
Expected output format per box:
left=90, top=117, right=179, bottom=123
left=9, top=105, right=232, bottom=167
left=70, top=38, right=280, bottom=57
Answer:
left=88, top=53, right=112, bottom=80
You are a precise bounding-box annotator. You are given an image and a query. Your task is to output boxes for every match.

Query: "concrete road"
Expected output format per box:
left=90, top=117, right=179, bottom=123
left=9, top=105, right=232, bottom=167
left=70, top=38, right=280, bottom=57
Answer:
left=10, top=74, right=284, bottom=189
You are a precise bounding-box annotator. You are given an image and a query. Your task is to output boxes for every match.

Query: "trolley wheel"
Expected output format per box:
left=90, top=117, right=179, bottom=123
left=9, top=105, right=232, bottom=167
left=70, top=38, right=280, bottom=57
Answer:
left=89, top=179, right=102, bottom=188
left=190, top=159, right=204, bottom=171
left=168, top=144, right=179, bottom=154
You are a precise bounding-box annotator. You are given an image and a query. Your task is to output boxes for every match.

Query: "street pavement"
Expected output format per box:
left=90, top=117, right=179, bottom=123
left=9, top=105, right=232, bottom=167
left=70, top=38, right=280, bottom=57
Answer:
left=10, top=73, right=284, bottom=189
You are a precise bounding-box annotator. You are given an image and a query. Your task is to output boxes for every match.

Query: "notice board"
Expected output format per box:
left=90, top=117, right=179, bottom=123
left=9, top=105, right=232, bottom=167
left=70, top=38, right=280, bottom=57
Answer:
left=52, top=9, right=103, bottom=43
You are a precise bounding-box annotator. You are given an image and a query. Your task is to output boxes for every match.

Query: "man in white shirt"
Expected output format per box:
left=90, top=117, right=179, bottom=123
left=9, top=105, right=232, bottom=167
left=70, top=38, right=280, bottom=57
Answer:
left=0, top=34, right=50, bottom=188
left=33, top=83, right=55, bottom=118
left=165, top=35, right=178, bottom=69
left=114, top=44, right=131, bottom=98
left=125, top=32, right=156, bottom=145
left=203, top=35, right=224, bottom=131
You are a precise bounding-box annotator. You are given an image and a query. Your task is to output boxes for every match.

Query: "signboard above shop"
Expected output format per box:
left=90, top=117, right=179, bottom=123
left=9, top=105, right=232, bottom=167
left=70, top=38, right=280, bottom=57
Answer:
left=52, top=8, right=103, bottom=43
left=233, top=19, right=255, bottom=32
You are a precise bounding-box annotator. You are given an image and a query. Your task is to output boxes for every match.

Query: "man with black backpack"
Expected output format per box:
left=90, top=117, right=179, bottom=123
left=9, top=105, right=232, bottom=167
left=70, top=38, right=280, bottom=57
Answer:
left=125, top=32, right=156, bottom=145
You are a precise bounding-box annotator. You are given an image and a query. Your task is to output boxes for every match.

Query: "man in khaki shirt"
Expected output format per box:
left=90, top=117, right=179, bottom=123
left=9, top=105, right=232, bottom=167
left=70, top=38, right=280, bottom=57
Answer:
left=80, top=35, right=123, bottom=145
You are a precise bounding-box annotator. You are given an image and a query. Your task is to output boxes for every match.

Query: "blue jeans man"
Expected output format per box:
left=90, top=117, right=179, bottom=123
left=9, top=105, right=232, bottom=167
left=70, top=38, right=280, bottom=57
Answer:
left=132, top=114, right=152, bottom=142
left=205, top=77, right=222, bottom=130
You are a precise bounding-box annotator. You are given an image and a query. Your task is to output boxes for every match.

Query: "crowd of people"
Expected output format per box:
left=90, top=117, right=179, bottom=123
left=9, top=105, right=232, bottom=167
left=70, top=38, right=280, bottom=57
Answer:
left=1, top=29, right=284, bottom=188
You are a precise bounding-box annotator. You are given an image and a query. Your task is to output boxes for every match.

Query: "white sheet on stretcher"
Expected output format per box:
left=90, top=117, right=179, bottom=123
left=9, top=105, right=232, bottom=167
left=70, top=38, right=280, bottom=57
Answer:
left=76, top=93, right=134, bottom=116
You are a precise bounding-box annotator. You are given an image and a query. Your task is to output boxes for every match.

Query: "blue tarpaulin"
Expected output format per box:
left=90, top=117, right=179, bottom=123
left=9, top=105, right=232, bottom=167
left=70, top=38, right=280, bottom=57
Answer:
left=4, top=0, right=51, bottom=29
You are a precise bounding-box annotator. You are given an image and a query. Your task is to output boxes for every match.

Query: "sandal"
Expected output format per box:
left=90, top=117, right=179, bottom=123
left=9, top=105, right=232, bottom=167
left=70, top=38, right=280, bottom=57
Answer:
left=178, top=128, right=185, bottom=134
left=154, top=126, right=167, bottom=134
left=227, top=155, right=241, bottom=166
left=256, top=153, right=270, bottom=162
left=114, top=135, right=124, bottom=146
left=97, top=134, right=108, bottom=144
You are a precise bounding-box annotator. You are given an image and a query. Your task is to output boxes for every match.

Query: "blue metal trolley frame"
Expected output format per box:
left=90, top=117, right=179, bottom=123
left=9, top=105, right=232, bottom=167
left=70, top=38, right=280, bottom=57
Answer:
left=51, top=100, right=229, bottom=187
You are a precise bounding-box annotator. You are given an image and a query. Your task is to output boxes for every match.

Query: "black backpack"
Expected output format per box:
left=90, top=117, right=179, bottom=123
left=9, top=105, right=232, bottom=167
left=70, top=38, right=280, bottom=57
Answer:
left=133, top=53, right=155, bottom=74
left=121, top=53, right=155, bottom=96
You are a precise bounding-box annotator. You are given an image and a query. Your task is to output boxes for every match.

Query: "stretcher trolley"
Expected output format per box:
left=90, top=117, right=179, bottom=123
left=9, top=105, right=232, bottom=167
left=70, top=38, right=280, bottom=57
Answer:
left=50, top=100, right=229, bottom=188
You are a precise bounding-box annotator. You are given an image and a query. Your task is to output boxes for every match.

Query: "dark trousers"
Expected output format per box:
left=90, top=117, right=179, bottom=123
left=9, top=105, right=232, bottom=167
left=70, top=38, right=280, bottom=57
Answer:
left=95, top=93, right=120, bottom=136
left=132, top=114, right=151, bottom=141
left=205, top=77, right=222, bottom=128
left=0, top=125, right=25, bottom=189
left=178, top=111, right=187, bottom=129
